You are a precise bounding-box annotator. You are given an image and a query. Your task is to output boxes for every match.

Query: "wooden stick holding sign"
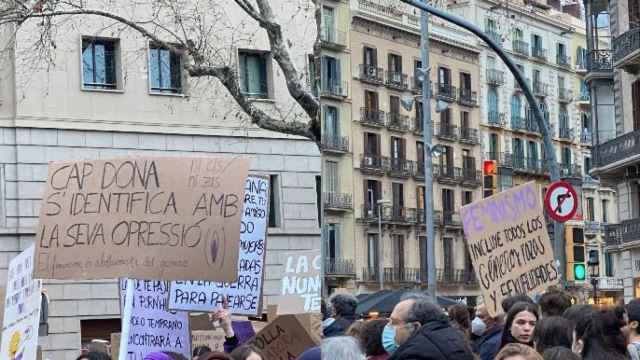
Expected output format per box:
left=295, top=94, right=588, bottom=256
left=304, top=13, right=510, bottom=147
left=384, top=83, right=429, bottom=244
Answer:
left=460, top=181, right=559, bottom=316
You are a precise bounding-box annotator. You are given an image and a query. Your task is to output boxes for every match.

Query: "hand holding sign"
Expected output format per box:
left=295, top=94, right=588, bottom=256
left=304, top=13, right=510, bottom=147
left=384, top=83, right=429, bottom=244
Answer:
left=209, top=297, right=234, bottom=337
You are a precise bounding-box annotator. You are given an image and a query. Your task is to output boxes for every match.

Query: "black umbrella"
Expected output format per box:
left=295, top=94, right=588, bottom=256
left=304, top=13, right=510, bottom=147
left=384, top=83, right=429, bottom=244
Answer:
left=355, top=289, right=462, bottom=317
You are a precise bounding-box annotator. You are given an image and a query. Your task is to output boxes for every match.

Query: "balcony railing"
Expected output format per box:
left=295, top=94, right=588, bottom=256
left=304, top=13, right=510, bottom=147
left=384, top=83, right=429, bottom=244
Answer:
left=513, top=156, right=546, bottom=175
left=436, top=210, right=462, bottom=226
left=389, top=158, right=414, bottom=178
left=383, top=267, right=421, bottom=283
left=487, top=111, right=506, bottom=127
left=321, top=136, right=349, bottom=153
left=325, top=258, right=355, bottom=276
left=613, top=27, right=640, bottom=67
left=414, top=162, right=424, bottom=179
left=436, top=83, right=457, bottom=102
left=435, top=122, right=458, bottom=140
left=360, top=154, right=387, bottom=174
left=511, top=116, right=527, bottom=132
left=387, top=113, right=411, bottom=132
left=381, top=205, right=417, bottom=224
left=324, top=192, right=353, bottom=210
left=584, top=221, right=601, bottom=235
left=525, top=110, right=544, bottom=134
left=604, top=224, right=622, bottom=246
left=560, top=163, right=582, bottom=178
left=359, top=108, right=386, bottom=127
left=486, top=69, right=505, bottom=86
left=434, top=165, right=462, bottom=183
left=513, top=40, right=529, bottom=56
left=558, top=126, right=573, bottom=141
left=595, top=129, right=640, bottom=167
left=557, top=54, right=572, bottom=68
left=358, top=64, right=384, bottom=84
left=558, top=88, right=574, bottom=103
left=461, top=168, right=481, bottom=187
left=458, top=88, right=478, bottom=107
left=593, top=277, right=624, bottom=290
left=619, top=218, right=640, bottom=244
left=435, top=269, right=476, bottom=284
left=581, top=131, right=592, bottom=145
left=533, top=81, right=550, bottom=97
left=588, top=50, right=614, bottom=72
left=320, top=27, right=347, bottom=48
left=459, top=127, right=480, bottom=144
left=486, top=30, right=502, bottom=44
left=532, top=46, right=548, bottom=61
left=321, top=81, right=348, bottom=98
left=385, top=71, right=408, bottom=90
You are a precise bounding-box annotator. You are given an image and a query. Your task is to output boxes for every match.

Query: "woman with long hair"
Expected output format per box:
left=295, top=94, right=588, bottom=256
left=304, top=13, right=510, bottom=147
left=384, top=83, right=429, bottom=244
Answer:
left=500, top=302, right=540, bottom=350
left=580, top=309, right=628, bottom=360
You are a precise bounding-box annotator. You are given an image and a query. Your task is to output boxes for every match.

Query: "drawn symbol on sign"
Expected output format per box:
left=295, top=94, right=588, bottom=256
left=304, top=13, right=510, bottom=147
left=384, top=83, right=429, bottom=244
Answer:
left=544, top=181, right=578, bottom=223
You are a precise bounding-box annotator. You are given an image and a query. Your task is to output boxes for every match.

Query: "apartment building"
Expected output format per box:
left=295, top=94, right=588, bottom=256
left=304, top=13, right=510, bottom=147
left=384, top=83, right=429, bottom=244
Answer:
left=587, top=0, right=640, bottom=303
left=0, top=1, right=320, bottom=357
left=325, top=0, right=484, bottom=303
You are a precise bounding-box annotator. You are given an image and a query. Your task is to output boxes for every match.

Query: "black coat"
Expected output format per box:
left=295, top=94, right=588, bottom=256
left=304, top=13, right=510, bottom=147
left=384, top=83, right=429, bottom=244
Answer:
left=323, top=314, right=357, bottom=337
left=389, top=319, right=475, bottom=360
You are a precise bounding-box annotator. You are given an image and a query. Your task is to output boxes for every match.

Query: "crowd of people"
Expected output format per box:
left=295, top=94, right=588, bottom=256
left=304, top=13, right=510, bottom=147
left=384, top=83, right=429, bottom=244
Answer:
left=321, top=288, right=640, bottom=360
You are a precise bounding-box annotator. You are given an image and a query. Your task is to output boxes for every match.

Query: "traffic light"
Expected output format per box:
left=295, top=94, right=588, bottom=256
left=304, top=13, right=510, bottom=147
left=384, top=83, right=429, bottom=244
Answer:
left=566, top=226, right=585, bottom=282
left=483, top=160, right=498, bottom=198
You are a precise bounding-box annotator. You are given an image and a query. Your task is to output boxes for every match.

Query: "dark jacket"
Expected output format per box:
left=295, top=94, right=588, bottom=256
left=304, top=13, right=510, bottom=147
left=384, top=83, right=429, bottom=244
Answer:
left=389, top=319, right=474, bottom=360
left=323, top=314, right=357, bottom=337
left=473, top=325, right=503, bottom=360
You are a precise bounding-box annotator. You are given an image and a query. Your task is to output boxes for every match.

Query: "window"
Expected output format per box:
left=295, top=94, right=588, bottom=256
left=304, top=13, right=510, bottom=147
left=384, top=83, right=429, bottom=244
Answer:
left=485, top=18, right=497, bottom=33
left=488, top=86, right=499, bottom=115
left=239, top=51, right=269, bottom=98
left=82, top=37, right=118, bottom=89
left=461, top=111, right=470, bottom=129
left=365, top=180, right=381, bottom=215
left=316, top=175, right=321, bottom=227
left=605, top=252, right=613, bottom=277
left=532, top=34, right=543, bottom=50
left=584, top=157, right=592, bottom=174
left=513, top=138, right=524, bottom=167
left=321, top=55, right=341, bottom=91
left=323, top=106, right=339, bottom=138
left=393, top=234, right=405, bottom=270
left=390, top=95, right=400, bottom=115
left=576, top=46, right=588, bottom=67
left=364, top=91, right=379, bottom=110
left=489, top=133, right=499, bottom=159
left=460, top=72, right=472, bottom=91
left=439, top=145, right=454, bottom=170
left=364, top=132, right=380, bottom=155
left=463, top=191, right=473, bottom=205
left=438, top=67, right=451, bottom=86
left=442, top=188, right=454, bottom=213
left=268, top=175, right=280, bottom=227
left=388, top=53, right=402, bottom=73
left=325, top=161, right=338, bottom=193
left=416, top=141, right=424, bottom=171
left=558, top=76, right=565, bottom=91
left=322, top=6, right=336, bottom=41
left=602, top=199, right=609, bottom=223
left=364, top=47, right=377, bottom=67
left=557, top=43, right=567, bottom=63
left=630, top=0, right=640, bottom=26
left=149, top=44, right=183, bottom=93
left=559, top=104, right=569, bottom=129
left=528, top=141, right=538, bottom=162
left=499, top=167, right=513, bottom=191
left=533, top=69, right=541, bottom=85
left=417, top=186, right=425, bottom=209
left=367, top=234, right=379, bottom=274
left=513, top=28, right=523, bottom=41
left=392, top=182, right=405, bottom=212
left=391, top=136, right=406, bottom=159
left=443, top=237, right=454, bottom=274
left=324, top=223, right=340, bottom=260
left=562, top=147, right=572, bottom=166
left=415, top=101, right=424, bottom=132
left=586, top=197, right=595, bottom=221
left=511, top=95, right=522, bottom=123
left=414, top=60, right=423, bottom=87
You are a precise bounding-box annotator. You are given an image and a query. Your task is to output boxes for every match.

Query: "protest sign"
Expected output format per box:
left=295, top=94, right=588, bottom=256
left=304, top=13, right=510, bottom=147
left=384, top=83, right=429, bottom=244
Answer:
left=248, top=314, right=318, bottom=359
left=191, top=330, right=226, bottom=352
left=34, top=156, right=249, bottom=282
left=280, top=251, right=321, bottom=313
left=119, top=279, right=191, bottom=359
left=0, top=245, right=42, bottom=360
left=169, top=175, right=269, bottom=315
left=461, top=181, right=559, bottom=316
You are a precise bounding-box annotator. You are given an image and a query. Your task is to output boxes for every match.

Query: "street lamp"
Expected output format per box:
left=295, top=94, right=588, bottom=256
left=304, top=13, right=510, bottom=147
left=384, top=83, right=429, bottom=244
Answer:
left=377, top=199, right=390, bottom=291
left=588, top=256, right=600, bottom=305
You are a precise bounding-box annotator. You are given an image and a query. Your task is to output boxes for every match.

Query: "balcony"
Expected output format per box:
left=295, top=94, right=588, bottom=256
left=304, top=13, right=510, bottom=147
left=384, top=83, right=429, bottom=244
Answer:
left=414, top=162, right=424, bottom=180
left=513, top=156, right=545, bottom=175
left=360, top=154, right=387, bottom=175
left=533, top=81, right=550, bottom=97
left=594, top=129, right=640, bottom=168
left=320, top=27, right=347, bottom=50
left=525, top=110, right=543, bottom=134
left=487, top=111, right=506, bottom=128
left=324, top=192, right=353, bottom=211
left=385, top=71, right=409, bottom=91
left=358, top=64, right=384, bottom=85
left=461, top=168, right=481, bottom=188
left=578, top=90, right=590, bottom=104
left=584, top=221, right=601, bottom=236
left=437, top=269, right=462, bottom=283
left=435, top=83, right=457, bottom=102
left=606, top=218, right=640, bottom=246
left=613, top=27, right=640, bottom=73
left=558, top=126, right=573, bottom=141
left=435, top=123, right=458, bottom=141
left=532, top=46, right=548, bottom=61
left=592, top=277, right=624, bottom=291
left=325, top=258, right=355, bottom=276
left=384, top=267, right=421, bottom=283
left=604, top=224, right=622, bottom=247
left=387, top=113, right=411, bottom=133
left=359, top=108, right=386, bottom=127
left=587, top=50, right=614, bottom=73
left=382, top=205, right=417, bottom=224
left=581, top=131, right=592, bottom=146
left=514, top=78, right=531, bottom=93
left=388, top=158, right=414, bottom=178
left=486, top=69, right=505, bottom=86
left=459, top=127, right=480, bottom=144
left=413, top=117, right=424, bottom=135
left=321, top=81, right=348, bottom=99
left=321, top=136, right=349, bottom=154
left=513, top=40, right=530, bottom=57
left=557, top=54, right=572, bottom=68
left=511, top=115, right=527, bottom=132
left=558, top=87, right=574, bottom=103
left=458, top=88, right=478, bottom=107
left=560, top=163, right=582, bottom=178
left=438, top=210, right=462, bottom=227
left=486, top=30, right=502, bottom=45
left=433, top=165, right=461, bottom=185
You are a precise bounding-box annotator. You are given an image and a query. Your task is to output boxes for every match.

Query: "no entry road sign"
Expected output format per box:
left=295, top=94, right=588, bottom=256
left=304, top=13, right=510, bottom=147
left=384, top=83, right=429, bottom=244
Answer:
left=544, top=181, right=578, bottom=223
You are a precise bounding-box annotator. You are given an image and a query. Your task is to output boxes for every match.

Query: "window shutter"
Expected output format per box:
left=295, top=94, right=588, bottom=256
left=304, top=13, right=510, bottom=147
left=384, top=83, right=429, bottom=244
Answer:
left=335, top=225, right=341, bottom=259
left=633, top=80, right=640, bottom=130
left=171, top=51, right=182, bottom=90
left=363, top=179, right=369, bottom=214
left=335, top=58, right=342, bottom=85
left=372, top=48, right=377, bottom=67
left=259, top=55, right=268, bottom=95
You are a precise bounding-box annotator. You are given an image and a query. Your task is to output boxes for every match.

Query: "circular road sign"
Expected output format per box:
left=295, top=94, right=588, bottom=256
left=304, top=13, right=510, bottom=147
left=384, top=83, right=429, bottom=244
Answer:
left=544, top=181, right=579, bottom=223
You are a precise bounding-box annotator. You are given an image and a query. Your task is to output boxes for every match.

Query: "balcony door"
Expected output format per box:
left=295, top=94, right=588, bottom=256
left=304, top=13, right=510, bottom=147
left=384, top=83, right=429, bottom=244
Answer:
left=443, top=237, right=453, bottom=278
left=438, top=66, right=451, bottom=88
left=325, top=160, right=338, bottom=194
left=324, top=223, right=340, bottom=262
left=323, top=105, right=339, bottom=139
left=440, top=145, right=454, bottom=172
left=364, top=132, right=380, bottom=156
left=392, top=182, right=404, bottom=219
left=390, top=95, right=400, bottom=115
left=391, top=136, right=405, bottom=160
left=388, top=54, right=402, bottom=74
left=417, top=141, right=424, bottom=172
left=442, top=188, right=454, bottom=223
left=367, top=233, right=379, bottom=276
left=365, top=180, right=381, bottom=216
left=393, top=234, right=406, bottom=277
left=460, top=72, right=472, bottom=92
left=364, top=47, right=377, bottom=67
left=321, top=56, right=340, bottom=88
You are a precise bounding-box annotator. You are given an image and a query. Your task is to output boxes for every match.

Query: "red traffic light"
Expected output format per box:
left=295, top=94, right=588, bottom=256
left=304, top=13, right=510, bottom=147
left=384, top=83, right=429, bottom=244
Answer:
left=483, top=160, right=497, bottom=175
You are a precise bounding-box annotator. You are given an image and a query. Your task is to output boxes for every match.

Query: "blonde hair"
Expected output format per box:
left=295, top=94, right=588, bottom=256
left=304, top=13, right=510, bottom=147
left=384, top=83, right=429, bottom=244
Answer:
left=495, top=343, right=543, bottom=360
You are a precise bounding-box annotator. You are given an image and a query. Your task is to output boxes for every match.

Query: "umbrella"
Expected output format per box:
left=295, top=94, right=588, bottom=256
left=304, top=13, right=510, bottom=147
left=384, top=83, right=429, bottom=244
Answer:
left=355, top=289, right=462, bottom=317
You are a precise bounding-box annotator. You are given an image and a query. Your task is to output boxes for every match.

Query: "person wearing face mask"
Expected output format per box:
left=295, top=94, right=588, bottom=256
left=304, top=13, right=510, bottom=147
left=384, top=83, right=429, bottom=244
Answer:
left=472, top=303, right=503, bottom=360
left=381, top=294, right=474, bottom=360
left=499, top=302, right=539, bottom=350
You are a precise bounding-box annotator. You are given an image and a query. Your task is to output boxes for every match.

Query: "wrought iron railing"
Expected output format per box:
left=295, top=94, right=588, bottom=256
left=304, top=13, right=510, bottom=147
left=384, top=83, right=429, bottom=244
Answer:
left=325, top=258, right=355, bottom=275
left=513, top=40, right=529, bottom=56
left=435, top=122, right=458, bottom=140
left=360, top=107, right=386, bottom=127
left=532, top=46, right=548, bottom=61
left=320, top=26, right=347, bottom=47
left=324, top=192, right=353, bottom=210
left=486, top=69, right=505, bottom=86
left=533, top=81, right=550, bottom=97
left=558, top=126, right=573, bottom=140
left=558, top=87, right=574, bottom=102
left=384, top=267, right=421, bottom=283
left=557, top=54, right=572, bottom=67
left=488, top=111, right=506, bottom=127
left=458, top=88, right=478, bottom=106
left=436, top=83, right=457, bottom=102
left=358, top=64, right=384, bottom=84
left=321, top=81, right=348, bottom=97
left=360, top=154, right=387, bottom=173
left=459, top=127, right=480, bottom=144
left=588, top=49, right=613, bottom=72
left=595, top=129, right=640, bottom=167
left=613, top=27, right=640, bottom=64
left=321, top=136, right=349, bottom=153
left=387, top=113, right=411, bottom=132
left=385, top=71, right=408, bottom=90
left=388, top=158, right=414, bottom=178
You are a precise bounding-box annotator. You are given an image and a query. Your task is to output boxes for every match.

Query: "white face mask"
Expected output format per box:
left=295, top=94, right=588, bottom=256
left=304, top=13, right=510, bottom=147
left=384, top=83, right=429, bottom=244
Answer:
left=471, top=317, right=487, bottom=336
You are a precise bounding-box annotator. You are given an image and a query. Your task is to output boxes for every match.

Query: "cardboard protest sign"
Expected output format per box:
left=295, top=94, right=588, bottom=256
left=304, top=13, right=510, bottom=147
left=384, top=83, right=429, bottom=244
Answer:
left=119, top=279, right=191, bottom=359
left=248, top=315, right=318, bottom=359
left=191, top=330, right=226, bottom=352
left=34, top=156, right=249, bottom=282
left=281, top=251, right=321, bottom=313
left=0, top=245, right=42, bottom=360
left=169, top=175, right=269, bottom=315
left=461, top=181, right=559, bottom=316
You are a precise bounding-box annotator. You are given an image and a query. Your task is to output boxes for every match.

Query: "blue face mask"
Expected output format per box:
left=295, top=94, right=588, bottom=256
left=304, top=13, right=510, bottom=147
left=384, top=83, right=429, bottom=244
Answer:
left=382, top=323, right=399, bottom=354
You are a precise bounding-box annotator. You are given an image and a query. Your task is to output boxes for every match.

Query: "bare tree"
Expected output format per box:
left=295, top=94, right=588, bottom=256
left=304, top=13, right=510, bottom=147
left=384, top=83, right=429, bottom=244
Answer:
left=0, top=0, right=321, bottom=143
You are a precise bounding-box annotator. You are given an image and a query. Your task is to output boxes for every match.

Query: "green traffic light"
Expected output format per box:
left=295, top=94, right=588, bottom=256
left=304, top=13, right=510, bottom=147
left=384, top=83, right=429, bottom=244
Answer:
left=574, top=263, right=586, bottom=281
